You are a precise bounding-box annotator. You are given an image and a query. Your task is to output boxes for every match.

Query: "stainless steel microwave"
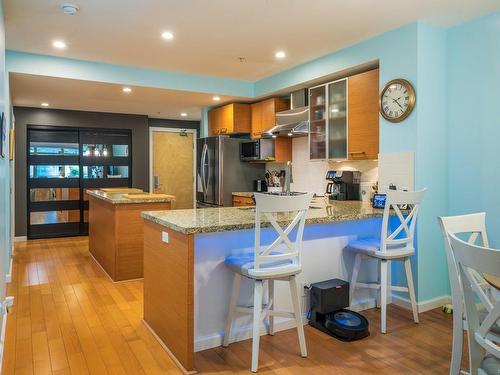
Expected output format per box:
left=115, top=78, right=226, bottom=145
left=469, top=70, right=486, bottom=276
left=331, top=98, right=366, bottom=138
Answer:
left=240, top=139, right=275, bottom=161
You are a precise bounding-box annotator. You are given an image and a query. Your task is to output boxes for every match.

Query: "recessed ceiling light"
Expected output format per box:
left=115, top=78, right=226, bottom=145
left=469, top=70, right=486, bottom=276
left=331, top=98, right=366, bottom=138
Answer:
left=41, top=102, right=49, bottom=107
left=122, top=87, right=132, bottom=93
left=275, top=51, right=286, bottom=59
left=60, top=3, right=79, bottom=15
left=52, top=40, right=67, bottom=49
left=213, top=96, right=221, bottom=101
left=161, top=31, right=174, bottom=40
left=180, top=112, right=187, bottom=117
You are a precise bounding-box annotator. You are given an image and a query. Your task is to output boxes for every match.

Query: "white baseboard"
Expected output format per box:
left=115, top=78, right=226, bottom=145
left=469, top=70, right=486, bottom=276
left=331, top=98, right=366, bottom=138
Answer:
left=392, top=294, right=451, bottom=313
left=195, top=316, right=305, bottom=352
left=14, top=236, right=27, bottom=242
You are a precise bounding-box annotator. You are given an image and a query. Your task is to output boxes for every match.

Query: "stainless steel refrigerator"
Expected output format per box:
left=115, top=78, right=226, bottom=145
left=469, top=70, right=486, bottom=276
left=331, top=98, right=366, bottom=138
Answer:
left=197, top=136, right=265, bottom=207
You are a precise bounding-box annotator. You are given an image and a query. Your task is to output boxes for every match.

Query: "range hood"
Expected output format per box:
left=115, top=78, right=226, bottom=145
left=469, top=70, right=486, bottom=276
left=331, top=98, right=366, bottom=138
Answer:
left=263, top=89, right=309, bottom=137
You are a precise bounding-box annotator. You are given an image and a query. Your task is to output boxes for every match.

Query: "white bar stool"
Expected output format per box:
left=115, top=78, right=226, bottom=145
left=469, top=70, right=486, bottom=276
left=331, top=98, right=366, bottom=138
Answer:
left=449, top=233, right=500, bottom=375
left=439, top=213, right=490, bottom=375
left=223, top=192, right=314, bottom=372
left=347, top=189, right=426, bottom=333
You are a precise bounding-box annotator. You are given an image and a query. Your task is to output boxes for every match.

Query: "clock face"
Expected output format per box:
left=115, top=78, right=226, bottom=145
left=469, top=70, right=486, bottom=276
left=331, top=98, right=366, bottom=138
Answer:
left=380, top=79, right=415, bottom=122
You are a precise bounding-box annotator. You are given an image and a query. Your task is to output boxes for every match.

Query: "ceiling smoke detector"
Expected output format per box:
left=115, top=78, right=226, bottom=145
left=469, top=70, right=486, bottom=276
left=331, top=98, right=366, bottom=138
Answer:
left=60, top=3, right=79, bottom=15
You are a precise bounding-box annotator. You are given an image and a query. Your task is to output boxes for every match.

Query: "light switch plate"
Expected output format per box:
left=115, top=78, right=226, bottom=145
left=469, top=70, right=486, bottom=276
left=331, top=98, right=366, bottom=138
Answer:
left=161, top=231, right=169, bottom=243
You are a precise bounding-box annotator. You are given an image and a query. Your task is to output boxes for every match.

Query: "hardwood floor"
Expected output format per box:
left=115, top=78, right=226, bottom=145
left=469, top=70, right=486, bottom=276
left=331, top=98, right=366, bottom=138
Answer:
left=3, top=237, right=462, bottom=374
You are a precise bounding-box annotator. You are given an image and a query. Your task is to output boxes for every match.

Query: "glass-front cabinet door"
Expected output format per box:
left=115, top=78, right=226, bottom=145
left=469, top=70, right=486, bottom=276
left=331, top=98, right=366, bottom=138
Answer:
left=309, top=85, right=327, bottom=159
left=328, top=79, right=348, bottom=159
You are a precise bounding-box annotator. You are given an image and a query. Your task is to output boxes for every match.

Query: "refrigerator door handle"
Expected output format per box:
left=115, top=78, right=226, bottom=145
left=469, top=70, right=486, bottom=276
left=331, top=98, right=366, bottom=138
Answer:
left=201, top=143, right=208, bottom=198
left=205, top=144, right=211, bottom=199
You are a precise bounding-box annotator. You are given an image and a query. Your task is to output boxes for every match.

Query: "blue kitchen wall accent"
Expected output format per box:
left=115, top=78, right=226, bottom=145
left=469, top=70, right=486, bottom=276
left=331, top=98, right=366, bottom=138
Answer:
left=6, top=50, right=255, bottom=98
left=0, top=0, right=10, bottom=320
left=447, top=12, right=500, bottom=247
left=415, top=23, right=449, bottom=302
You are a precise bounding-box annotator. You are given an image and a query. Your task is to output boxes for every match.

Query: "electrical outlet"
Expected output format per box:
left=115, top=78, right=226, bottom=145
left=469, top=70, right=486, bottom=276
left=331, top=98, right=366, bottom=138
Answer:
left=161, top=231, right=169, bottom=243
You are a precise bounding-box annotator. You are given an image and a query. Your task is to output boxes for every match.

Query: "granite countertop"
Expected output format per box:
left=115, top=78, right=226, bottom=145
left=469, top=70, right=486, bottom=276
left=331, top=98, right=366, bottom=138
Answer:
left=87, top=190, right=175, bottom=204
left=141, top=198, right=385, bottom=234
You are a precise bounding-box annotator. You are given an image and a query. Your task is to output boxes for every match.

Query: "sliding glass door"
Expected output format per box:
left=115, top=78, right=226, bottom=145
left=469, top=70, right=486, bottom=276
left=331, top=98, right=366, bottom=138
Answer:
left=27, top=128, right=81, bottom=238
left=27, top=126, right=132, bottom=239
left=80, top=129, right=132, bottom=233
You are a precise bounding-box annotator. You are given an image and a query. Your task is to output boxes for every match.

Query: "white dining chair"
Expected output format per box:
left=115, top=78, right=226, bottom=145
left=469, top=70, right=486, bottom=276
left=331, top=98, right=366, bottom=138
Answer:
left=438, top=213, right=490, bottom=375
left=347, top=189, right=426, bottom=333
left=222, top=192, right=314, bottom=372
left=449, top=233, right=500, bottom=375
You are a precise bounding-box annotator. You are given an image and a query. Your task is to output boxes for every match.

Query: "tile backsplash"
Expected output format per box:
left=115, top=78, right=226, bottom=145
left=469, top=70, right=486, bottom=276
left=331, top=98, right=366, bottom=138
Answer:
left=378, top=152, right=415, bottom=192
left=266, top=137, right=378, bottom=196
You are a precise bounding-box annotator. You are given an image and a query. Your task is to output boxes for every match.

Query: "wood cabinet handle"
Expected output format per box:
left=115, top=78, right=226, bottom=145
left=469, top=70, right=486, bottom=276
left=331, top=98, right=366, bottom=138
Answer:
left=220, top=128, right=227, bottom=134
left=349, top=151, right=366, bottom=155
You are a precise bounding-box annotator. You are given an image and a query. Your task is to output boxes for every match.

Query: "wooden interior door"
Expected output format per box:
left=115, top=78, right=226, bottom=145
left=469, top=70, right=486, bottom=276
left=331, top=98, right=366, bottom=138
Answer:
left=152, top=130, right=194, bottom=209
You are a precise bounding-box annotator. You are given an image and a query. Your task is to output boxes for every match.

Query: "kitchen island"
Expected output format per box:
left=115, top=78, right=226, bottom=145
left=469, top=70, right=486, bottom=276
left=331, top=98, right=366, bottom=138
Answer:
left=88, top=190, right=175, bottom=281
left=141, top=198, right=389, bottom=373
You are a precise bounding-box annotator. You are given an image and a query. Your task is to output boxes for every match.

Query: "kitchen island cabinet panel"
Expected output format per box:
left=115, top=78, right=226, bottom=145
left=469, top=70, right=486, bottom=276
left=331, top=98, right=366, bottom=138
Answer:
left=88, top=190, right=173, bottom=281
left=143, top=221, right=194, bottom=373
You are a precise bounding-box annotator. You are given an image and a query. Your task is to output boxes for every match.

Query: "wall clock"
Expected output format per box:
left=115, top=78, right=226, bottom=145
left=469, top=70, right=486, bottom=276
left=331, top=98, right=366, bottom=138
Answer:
left=379, top=79, right=416, bottom=122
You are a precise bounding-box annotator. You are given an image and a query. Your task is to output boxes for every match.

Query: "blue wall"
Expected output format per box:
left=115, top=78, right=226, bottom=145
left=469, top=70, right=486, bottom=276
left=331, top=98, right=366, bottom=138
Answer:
left=0, top=0, right=9, bottom=304
left=447, top=12, right=500, bottom=247
left=415, top=23, right=449, bottom=301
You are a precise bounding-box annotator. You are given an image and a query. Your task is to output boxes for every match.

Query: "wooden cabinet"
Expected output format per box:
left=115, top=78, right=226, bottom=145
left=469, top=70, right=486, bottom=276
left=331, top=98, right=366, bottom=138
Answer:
left=208, top=103, right=251, bottom=136
left=309, top=68, right=379, bottom=160
left=251, top=98, right=289, bottom=139
left=274, top=137, right=292, bottom=163
left=347, top=68, right=379, bottom=160
left=232, top=194, right=255, bottom=207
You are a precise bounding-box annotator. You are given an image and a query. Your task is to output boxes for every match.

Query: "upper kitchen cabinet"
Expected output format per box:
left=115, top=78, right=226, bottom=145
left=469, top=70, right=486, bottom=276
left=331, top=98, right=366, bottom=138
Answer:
left=251, top=98, right=289, bottom=139
left=309, top=68, right=379, bottom=160
left=328, top=79, right=348, bottom=159
left=208, top=103, right=251, bottom=136
left=309, top=85, right=327, bottom=159
left=347, top=69, right=379, bottom=160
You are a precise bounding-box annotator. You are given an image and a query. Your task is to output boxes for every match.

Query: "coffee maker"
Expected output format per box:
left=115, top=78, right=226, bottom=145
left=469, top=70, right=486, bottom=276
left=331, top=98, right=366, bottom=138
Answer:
left=325, top=170, right=361, bottom=201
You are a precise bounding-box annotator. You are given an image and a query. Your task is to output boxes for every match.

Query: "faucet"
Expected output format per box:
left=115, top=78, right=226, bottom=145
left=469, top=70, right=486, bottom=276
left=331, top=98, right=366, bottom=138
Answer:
left=285, top=161, right=293, bottom=195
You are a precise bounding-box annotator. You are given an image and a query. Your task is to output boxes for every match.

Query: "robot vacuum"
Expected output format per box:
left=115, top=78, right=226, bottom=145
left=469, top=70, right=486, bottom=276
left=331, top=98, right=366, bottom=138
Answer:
left=324, top=309, right=369, bottom=341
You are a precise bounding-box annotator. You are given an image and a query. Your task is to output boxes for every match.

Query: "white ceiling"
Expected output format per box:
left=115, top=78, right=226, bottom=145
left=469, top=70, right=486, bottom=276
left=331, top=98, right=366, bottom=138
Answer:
left=5, top=0, right=500, bottom=81
left=10, top=73, right=246, bottom=120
